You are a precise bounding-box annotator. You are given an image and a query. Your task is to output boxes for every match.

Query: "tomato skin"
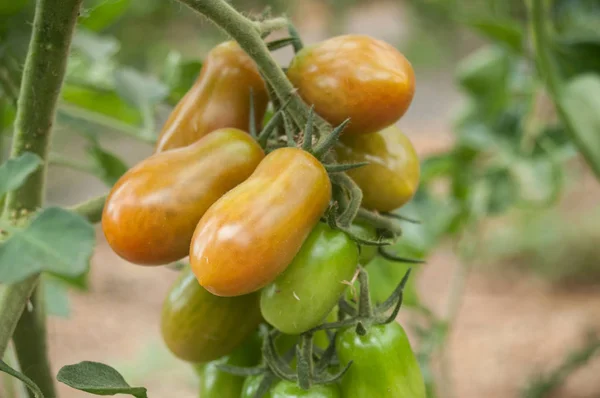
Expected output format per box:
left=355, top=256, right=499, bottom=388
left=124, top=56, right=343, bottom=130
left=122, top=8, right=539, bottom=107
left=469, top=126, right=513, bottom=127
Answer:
left=271, top=381, right=341, bottom=398
left=156, top=41, right=268, bottom=152
left=160, top=268, right=262, bottom=363
left=195, top=332, right=262, bottom=398
left=241, top=375, right=272, bottom=398
left=190, top=147, right=332, bottom=297
left=335, top=125, right=420, bottom=212
left=260, top=223, right=357, bottom=334
left=336, top=322, right=426, bottom=398
left=287, top=35, right=415, bottom=136
left=102, top=128, right=264, bottom=265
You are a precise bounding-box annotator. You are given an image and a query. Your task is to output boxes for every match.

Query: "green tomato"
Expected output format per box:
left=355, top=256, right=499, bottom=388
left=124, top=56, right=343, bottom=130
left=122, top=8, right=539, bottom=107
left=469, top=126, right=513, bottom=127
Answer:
left=241, top=374, right=273, bottom=398
left=350, top=222, right=377, bottom=265
left=337, top=322, right=426, bottom=398
left=194, top=332, right=261, bottom=397
left=261, top=223, right=358, bottom=334
left=271, top=380, right=341, bottom=398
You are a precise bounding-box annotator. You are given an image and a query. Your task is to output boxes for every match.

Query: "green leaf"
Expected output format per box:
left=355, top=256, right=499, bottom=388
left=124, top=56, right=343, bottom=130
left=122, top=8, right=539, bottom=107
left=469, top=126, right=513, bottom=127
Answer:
left=553, top=38, right=600, bottom=79
left=113, top=67, right=169, bottom=110
left=552, top=0, right=600, bottom=40
left=0, top=360, right=44, bottom=398
left=43, top=276, right=71, bottom=318
left=482, top=168, right=517, bottom=215
left=57, top=361, right=148, bottom=398
left=0, top=153, right=42, bottom=197
left=0, top=207, right=95, bottom=284
left=162, top=51, right=202, bottom=104
left=512, top=155, right=562, bottom=206
left=80, top=0, right=131, bottom=31
left=456, top=46, right=511, bottom=97
left=87, top=142, right=128, bottom=186
left=62, top=84, right=142, bottom=126
left=467, top=18, right=524, bottom=52
left=72, top=30, right=120, bottom=63
left=560, top=74, right=600, bottom=178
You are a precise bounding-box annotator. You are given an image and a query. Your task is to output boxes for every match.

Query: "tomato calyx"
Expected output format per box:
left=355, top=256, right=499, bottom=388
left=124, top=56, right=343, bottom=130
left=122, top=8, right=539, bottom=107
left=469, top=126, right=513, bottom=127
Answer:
left=310, top=266, right=412, bottom=336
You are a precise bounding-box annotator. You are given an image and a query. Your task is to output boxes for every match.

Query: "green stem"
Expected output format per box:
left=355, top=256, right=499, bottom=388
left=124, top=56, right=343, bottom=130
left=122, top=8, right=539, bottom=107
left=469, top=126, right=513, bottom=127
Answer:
left=175, top=0, right=330, bottom=135
left=0, top=0, right=83, bottom=376
left=68, top=194, right=107, bottom=224
left=529, top=0, right=562, bottom=99
left=13, top=287, right=55, bottom=398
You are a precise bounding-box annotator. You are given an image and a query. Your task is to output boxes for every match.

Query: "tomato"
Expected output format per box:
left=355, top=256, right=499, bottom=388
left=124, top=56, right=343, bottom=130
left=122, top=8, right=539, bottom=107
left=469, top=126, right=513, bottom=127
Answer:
left=241, top=374, right=272, bottom=398
left=336, top=322, right=426, bottom=398
left=160, top=267, right=262, bottom=363
left=350, top=223, right=377, bottom=265
left=190, top=147, right=331, bottom=297
left=260, top=223, right=357, bottom=334
left=271, top=381, right=341, bottom=398
left=335, top=125, right=420, bottom=212
left=102, top=128, right=264, bottom=265
left=156, top=41, right=268, bottom=152
left=287, top=34, right=415, bottom=136
left=195, top=332, right=262, bottom=398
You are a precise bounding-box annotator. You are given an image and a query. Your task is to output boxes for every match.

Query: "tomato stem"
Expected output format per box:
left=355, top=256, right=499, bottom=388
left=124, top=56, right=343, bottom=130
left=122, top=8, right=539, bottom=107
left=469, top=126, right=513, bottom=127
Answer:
left=0, top=0, right=83, bottom=395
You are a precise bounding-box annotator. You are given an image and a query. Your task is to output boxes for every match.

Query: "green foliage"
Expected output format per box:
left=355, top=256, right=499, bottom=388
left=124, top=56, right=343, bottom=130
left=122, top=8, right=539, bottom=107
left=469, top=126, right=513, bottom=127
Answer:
left=87, top=140, right=129, bottom=186
left=0, top=359, right=43, bottom=398
left=0, top=153, right=41, bottom=197
left=162, top=51, right=202, bottom=104
left=0, top=208, right=95, bottom=283
left=58, top=361, right=148, bottom=398
left=80, top=0, right=132, bottom=31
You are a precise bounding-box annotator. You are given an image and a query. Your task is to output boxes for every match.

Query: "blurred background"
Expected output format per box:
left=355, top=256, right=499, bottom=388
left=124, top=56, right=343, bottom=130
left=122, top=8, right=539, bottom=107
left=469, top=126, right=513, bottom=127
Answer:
left=1, top=0, right=600, bottom=397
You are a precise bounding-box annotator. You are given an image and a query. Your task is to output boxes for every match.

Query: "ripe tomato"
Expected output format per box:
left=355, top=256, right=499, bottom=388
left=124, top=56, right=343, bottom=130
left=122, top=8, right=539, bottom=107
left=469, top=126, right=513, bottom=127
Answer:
left=260, top=223, right=357, bottom=334
left=195, top=332, right=262, bottom=398
left=156, top=41, right=268, bottom=152
left=287, top=34, right=415, bottom=135
left=335, top=125, right=420, bottom=212
left=271, top=381, right=341, bottom=398
left=161, top=268, right=262, bottom=363
left=336, top=322, right=426, bottom=398
left=190, top=147, right=331, bottom=297
left=102, top=128, right=264, bottom=265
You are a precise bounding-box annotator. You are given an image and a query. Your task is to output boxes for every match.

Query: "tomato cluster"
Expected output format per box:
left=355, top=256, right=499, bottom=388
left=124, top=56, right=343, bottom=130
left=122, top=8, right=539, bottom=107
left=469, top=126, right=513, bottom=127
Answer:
left=101, top=34, right=424, bottom=397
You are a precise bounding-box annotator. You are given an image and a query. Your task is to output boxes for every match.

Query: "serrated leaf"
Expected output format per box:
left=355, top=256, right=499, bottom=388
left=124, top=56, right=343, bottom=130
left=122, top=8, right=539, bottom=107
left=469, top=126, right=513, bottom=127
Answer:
left=58, top=361, right=148, bottom=398
left=560, top=74, right=600, bottom=178
left=0, top=153, right=42, bottom=197
left=44, top=276, right=71, bottom=318
left=80, top=0, right=131, bottom=31
left=0, top=207, right=95, bottom=284
left=87, top=142, right=128, bottom=186
left=0, top=360, right=43, bottom=398
left=114, top=67, right=169, bottom=110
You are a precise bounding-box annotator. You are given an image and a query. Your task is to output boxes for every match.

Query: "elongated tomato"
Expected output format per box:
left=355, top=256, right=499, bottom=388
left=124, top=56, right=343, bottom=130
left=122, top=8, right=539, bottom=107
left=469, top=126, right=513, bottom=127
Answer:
left=156, top=41, right=268, bottom=152
left=102, top=128, right=264, bottom=265
left=190, top=147, right=331, bottom=296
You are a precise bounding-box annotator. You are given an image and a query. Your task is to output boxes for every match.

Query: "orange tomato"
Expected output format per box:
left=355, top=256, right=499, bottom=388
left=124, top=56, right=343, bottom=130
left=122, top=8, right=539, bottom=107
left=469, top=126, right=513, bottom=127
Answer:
left=190, top=147, right=331, bottom=296
left=335, top=125, right=420, bottom=212
left=156, top=41, right=268, bottom=152
left=287, top=35, right=415, bottom=135
left=102, top=128, right=264, bottom=265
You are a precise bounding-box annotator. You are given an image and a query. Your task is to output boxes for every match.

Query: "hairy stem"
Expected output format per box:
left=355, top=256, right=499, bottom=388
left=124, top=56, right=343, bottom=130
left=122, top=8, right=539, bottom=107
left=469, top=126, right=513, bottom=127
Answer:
left=175, top=0, right=330, bottom=134
left=13, top=287, right=55, bottom=398
left=0, top=0, right=83, bottom=378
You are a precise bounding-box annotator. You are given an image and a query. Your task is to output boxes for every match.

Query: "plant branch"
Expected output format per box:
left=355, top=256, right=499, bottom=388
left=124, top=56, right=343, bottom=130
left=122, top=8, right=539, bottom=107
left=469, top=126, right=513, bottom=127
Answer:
left=175, top=0, right=330, bottom=134
left=13, top=287, right=55, bottom=398
left=69, top=194, right=107, bottom=224
left=0, top=0, right=83, bottom=385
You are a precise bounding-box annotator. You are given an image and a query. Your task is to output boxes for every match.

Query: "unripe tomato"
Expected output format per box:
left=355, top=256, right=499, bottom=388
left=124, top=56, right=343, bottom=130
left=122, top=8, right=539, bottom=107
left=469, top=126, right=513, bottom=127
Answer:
left=261, top=223, right=357, bottom=334
left=190, top=147, right=331, bottom=297
left=287, top=35, right=415, bottom=135
left=271, top=380, right=341, bottom=398
left=335, top=125, right=420, bottom=212
left=156, top=41, right=268, bottom=152
left=102, top=128, right=264, bottom=265
left=241, top=375, right=271, bottom=398
left=195, top=332, right=262, bottom=397
left=336, top=322, right=426, bottom=398
left=161, top=268, right=262, bottom=363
